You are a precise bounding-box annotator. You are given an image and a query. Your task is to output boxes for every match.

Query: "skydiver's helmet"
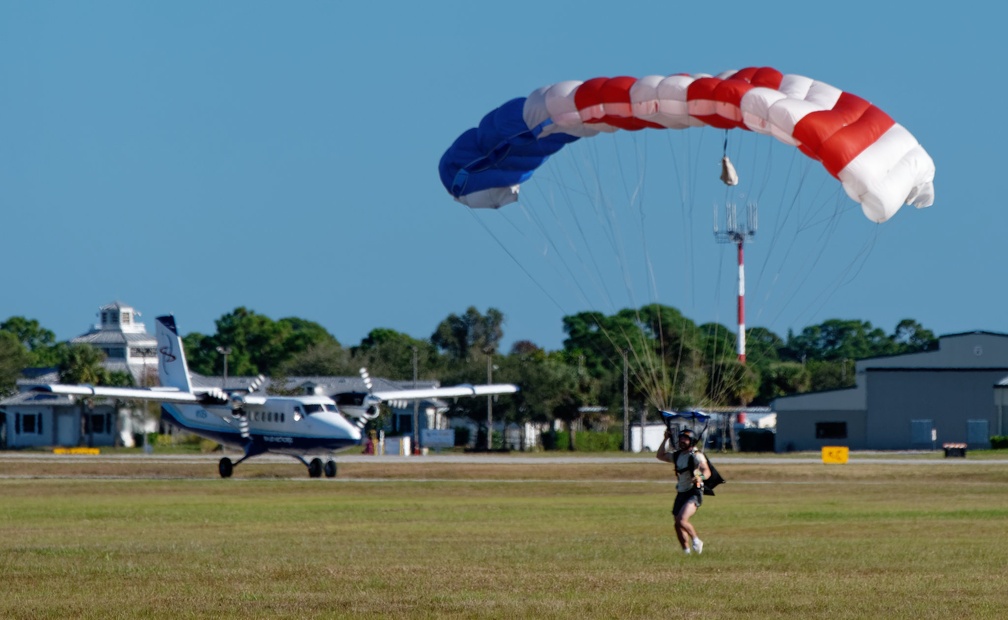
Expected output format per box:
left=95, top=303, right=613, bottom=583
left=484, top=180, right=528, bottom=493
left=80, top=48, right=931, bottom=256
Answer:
left=678, top=428, right=696, bottom=448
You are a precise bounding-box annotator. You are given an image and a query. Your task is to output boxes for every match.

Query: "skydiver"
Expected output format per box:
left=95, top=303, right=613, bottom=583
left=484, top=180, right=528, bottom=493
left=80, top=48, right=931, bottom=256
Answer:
left=656, top=427, right=711, bottom=555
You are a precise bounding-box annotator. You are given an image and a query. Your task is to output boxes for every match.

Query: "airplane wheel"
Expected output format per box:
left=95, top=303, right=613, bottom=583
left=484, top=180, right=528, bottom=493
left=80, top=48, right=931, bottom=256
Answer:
left=324, top=460, right=337, bottom=478
left=219, top=457, right=234, bottom=478
left=308, top=458, right=323, bottom=478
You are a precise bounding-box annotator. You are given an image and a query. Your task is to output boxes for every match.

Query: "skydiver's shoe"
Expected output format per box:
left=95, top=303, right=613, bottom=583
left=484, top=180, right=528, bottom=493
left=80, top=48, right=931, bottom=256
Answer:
left=683, top=547, right=691, bottom=555
left=691, top=538, right=703, bottom=554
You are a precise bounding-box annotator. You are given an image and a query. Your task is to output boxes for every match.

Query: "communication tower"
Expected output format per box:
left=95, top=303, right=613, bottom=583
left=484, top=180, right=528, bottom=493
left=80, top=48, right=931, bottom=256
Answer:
left=714, top=202, right=758, bottom=363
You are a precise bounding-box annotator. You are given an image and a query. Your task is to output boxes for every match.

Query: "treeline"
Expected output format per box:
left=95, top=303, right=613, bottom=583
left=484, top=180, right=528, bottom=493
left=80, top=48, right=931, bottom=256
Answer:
left=0, top=306, right=937, bottom=431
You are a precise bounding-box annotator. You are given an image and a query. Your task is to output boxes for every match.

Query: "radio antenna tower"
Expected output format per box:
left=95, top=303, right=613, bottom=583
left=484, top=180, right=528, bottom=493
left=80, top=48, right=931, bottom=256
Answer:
left=714, top=202, right=758, bottom=363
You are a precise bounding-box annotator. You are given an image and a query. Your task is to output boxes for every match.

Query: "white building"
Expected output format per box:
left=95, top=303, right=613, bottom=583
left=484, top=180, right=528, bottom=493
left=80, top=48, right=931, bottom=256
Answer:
left=70, top=301, right=158, bottom=384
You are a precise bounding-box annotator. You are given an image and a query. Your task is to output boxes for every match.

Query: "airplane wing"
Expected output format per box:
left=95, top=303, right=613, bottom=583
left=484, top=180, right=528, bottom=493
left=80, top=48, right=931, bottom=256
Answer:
left=370, top=383, right=518, bottom=402
left=31, top=384, right=201, bottom=404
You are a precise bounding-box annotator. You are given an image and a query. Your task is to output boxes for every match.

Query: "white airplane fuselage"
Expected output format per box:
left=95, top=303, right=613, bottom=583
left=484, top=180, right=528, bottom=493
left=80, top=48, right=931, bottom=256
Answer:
left=160, top=395, right=363, bottom=457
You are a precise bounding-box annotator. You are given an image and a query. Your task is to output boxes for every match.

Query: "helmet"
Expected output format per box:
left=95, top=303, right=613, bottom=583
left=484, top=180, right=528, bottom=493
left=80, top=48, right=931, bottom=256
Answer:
left=678, top=428, right=696, bottom=446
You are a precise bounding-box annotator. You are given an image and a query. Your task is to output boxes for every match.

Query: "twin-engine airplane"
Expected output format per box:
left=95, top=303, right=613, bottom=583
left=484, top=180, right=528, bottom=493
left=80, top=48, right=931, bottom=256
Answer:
left=32, top=315, right=519, bottom=478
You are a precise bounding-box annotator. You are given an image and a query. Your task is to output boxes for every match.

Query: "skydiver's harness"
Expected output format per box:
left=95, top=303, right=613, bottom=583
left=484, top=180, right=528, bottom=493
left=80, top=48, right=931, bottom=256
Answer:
left=671, top=450, right=704, bottom=489
left=670, top=447, right=724, bottom=496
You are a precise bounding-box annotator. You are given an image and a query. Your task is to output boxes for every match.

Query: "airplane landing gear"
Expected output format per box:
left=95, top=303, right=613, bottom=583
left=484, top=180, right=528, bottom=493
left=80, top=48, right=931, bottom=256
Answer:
left=308, top=458, right=324, bottom=478
left=219, top=457, right=234, bottom=478
left=324, top=460, right=337, bottom=478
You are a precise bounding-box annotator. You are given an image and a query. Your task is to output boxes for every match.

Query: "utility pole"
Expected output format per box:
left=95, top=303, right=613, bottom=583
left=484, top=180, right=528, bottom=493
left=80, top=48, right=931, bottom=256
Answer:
left=622, top=350, right=629, bottom=452
left=412, top=346, right=419, bottom=454
left=216, top=346, right=232, bottom=389
left=485, top=349, right=494, bottom=451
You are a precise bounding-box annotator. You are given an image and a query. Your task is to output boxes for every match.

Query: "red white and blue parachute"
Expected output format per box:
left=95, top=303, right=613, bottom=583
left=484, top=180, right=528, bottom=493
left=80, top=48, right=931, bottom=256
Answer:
left=439, top=67, right=935, bottom=223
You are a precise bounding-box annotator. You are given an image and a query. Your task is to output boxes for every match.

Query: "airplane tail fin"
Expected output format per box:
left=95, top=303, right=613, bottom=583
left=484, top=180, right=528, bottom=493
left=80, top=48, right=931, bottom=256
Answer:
left=155, top=315, right=194, bottom=393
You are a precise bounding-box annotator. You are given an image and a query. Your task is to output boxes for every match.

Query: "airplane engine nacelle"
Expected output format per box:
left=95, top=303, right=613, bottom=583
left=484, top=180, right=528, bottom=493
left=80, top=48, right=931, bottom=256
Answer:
left=337, top=403, right=380, bottom=422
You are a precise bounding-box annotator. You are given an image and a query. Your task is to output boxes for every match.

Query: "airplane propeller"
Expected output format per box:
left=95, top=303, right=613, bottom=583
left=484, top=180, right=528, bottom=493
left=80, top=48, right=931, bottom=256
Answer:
left=200, top=375, right=266, bottom=439
left=353, top=368, right=382, bottom=429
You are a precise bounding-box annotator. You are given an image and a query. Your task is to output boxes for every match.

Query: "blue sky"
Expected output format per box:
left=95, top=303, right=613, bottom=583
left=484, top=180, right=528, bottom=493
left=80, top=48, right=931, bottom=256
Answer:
left=1, top=2, right=1003, bottom=352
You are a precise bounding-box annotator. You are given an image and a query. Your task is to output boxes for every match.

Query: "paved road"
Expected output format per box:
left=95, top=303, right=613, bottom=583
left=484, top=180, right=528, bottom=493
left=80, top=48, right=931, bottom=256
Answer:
left=0, top=451, right=1000, bottom=466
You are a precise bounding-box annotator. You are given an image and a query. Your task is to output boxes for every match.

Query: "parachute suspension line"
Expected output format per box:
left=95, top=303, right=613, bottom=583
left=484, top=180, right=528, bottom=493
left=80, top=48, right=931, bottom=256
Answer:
left=464, top=208, right=570, bottom=316
left=520, top=149, right=625, bottom=315
left=547, top=136, right=682, bottom=412
left=554, top=138, right=625, bottom=313
left=751, top=131, right=776, bottom=207
left=750, top=147, right=809, bottom=297
left=599, top=132, right=644, bottom=309
left=609, top=131, right=674, bottom=403
left=773, top=193, right=879, bottom=330
left=577, top=135, right=673, bottom=410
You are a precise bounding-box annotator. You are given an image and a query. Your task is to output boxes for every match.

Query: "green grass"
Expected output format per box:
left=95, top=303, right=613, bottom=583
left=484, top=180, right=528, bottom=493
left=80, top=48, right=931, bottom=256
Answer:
left=1, top=461, right=1006, bottom=619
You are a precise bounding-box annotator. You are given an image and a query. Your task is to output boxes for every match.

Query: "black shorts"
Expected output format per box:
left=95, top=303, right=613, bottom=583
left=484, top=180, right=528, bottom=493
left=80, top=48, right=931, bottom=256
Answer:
left=673, top=488, right=703, bottom=516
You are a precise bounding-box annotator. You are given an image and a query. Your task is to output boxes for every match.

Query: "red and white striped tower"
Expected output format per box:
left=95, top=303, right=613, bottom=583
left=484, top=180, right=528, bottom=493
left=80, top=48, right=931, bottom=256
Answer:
left=715, top=202, right=757, bottom=364
left=736, top=241, right=746, bottom=363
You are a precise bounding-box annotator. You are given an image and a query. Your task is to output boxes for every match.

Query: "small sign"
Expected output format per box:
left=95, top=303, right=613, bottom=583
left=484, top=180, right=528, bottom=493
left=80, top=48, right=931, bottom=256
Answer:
left=821, top=446, right=849, bottom=464
left=421, top=429, right=455, bottom=449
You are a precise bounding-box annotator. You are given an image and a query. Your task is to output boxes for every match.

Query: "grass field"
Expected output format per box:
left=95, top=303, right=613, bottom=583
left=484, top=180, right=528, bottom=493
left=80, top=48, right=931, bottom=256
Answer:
left=1, top=454, right=1006, bottom=619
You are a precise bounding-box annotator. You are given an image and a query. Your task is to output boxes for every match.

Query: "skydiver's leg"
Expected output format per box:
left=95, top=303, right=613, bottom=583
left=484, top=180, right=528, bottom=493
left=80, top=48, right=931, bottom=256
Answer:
left=675, top=500, right=699, bottom=542
left=672, top=493, right=690, bottom=550
left=676, top=495, right=704, bottom=553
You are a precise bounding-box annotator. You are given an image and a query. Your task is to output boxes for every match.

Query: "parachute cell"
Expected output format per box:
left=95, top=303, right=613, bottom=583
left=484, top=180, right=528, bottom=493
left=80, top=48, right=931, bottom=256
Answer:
left=439, top=67, right=935, bottom=223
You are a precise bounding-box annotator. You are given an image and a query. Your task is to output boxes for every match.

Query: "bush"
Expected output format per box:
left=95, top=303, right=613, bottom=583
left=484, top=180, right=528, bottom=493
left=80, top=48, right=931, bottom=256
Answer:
left=540, top=430, right=623, bottom=452
left=540, top=430, right=559, bottom=451
left=990, top=435, right=1008, bottom=450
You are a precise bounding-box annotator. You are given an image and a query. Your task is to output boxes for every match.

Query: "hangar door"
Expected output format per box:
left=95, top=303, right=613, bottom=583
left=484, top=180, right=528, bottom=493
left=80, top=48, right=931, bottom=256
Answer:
left=967, top=419, right=989, bottom=448
left=910, top=419, right=933, bottom=448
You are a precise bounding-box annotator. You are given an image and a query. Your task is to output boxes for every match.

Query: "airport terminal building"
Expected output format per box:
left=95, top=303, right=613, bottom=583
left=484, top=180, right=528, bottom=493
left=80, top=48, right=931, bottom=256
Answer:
left=773, top=331, right=1008, bottom=451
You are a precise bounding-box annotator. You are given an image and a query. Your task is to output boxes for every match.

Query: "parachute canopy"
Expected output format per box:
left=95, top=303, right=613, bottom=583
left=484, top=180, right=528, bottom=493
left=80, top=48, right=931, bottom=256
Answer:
left=661, top=410, right=712, bottom=426
left=439, top=67, right=935, bottom=223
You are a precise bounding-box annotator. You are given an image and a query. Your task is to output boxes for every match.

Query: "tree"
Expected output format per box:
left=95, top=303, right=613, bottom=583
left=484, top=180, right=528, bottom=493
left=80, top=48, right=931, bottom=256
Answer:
left=57, top=343, right=109, bottom=385
left=352, top=328, right=437, bottom=380
left=745, top=327, right=783, bottom=364
left=805, top=359, right=855, bottom=391
left=892, top=319, right=937, bottom=353
left=786, top=319, right=896, bottom=362
left=707, top=357, right=759, bottom=406
left=431, top=307, right=504, bottom=362
left=0, top=332, right=31, bottom=397
left=0, top=317, right=60, bottom=367
left=183, top=308, right=339, bottom=377
left=280, top=341, right=353, bottom=377
left=754, top=361, right=811, bottom=404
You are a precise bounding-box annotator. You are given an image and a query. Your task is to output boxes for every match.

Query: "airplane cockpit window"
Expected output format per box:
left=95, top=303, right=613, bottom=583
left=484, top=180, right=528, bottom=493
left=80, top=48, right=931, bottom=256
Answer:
left=324, top=404, right=339, bottom=413
left=304, top=404, right=324, bottom=415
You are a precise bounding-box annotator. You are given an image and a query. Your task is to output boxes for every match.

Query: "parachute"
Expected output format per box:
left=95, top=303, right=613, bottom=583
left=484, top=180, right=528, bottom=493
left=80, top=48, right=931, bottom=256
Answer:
left=439, top=67, right=935, bottom=223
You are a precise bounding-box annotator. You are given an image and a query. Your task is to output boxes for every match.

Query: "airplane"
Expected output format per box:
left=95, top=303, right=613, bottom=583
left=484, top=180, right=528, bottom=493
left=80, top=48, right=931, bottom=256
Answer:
left=31, top=315, right=519, bottom=478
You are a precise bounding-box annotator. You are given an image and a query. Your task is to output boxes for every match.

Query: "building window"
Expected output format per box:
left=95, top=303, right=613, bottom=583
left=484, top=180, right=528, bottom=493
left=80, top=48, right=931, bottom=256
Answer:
left=815, top=422, right=847, bottom=439
left=121, top=312, right=131, bottom=324
left=18, top=413, right=40, bottom=434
